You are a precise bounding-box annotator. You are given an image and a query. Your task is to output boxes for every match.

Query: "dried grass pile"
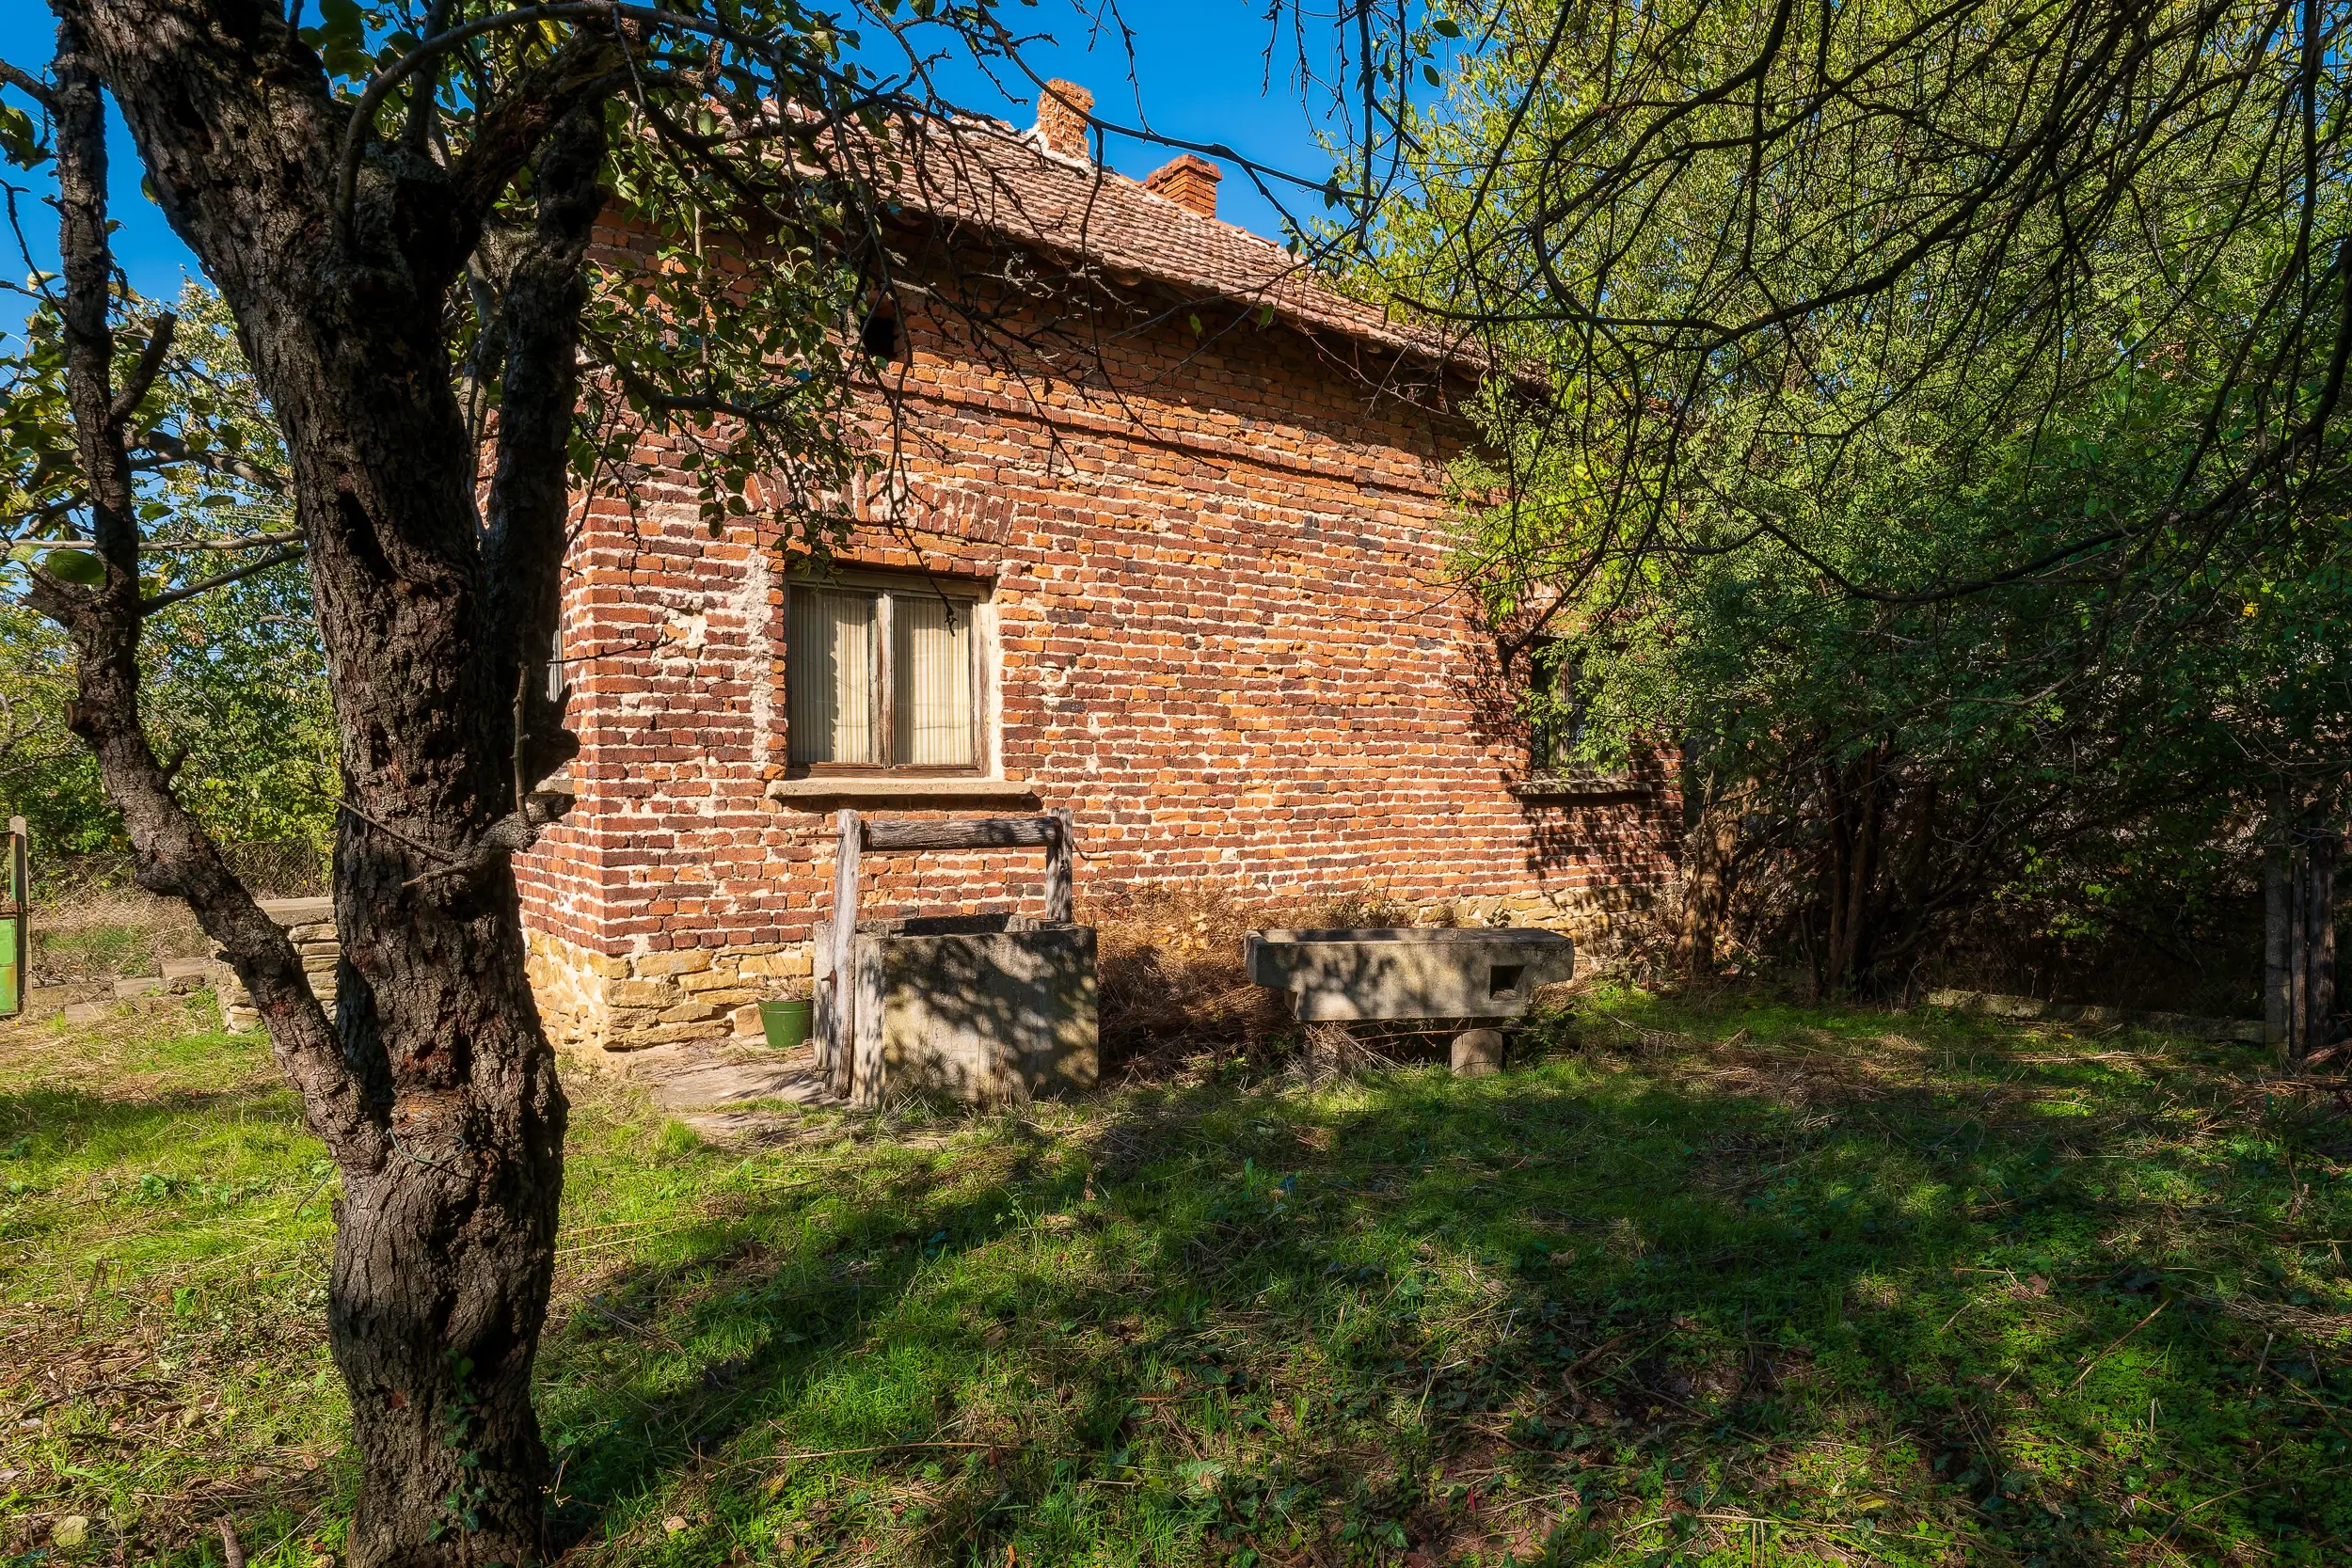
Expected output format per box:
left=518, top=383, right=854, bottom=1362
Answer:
left=1081, top=880, right=1458, bottom=1080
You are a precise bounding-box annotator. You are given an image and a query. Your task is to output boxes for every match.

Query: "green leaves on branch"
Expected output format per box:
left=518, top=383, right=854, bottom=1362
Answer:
left=36, top=547, right=102, bottom=586
left=0, top=280, right=327, bottom=853
left=1375, top=0, right=2352, bottom=981
left=0, top=103, right=47, bottom=169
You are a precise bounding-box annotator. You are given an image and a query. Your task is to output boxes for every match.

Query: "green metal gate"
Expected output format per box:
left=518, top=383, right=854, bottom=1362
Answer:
left=0, top=817, right=26, bottom=1016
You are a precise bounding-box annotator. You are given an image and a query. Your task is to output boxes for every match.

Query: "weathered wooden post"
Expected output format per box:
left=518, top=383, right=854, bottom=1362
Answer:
left=1046, top=807, right=1073, bottom=925
left=0, top=818, right=25, bottom=1018
left=817, top=807, right=863, bottom=1096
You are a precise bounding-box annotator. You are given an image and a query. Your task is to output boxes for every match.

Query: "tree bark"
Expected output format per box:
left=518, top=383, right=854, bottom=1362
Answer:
left=2283, top=828, right=2338, bottom=1069
left=1816, top=746, right=1886, bottom=996
left=1675, top=798, right=1740, bottom=978
left=41, top=3, right=617, bottom=1559
left=2265, top=793, right=2290, bottom=1051
left=2309, top=839, right=2336, bottom=1063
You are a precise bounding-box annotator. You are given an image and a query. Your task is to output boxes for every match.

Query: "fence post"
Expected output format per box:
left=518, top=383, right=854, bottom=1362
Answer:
left=0, top=818, right=24, bottom=1018
left=1045, top=808, right=1074, bottom=925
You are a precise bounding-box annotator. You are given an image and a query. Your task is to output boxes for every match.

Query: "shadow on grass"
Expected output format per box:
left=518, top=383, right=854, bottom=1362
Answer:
left=533, top=1012, right=2352, bottom=1567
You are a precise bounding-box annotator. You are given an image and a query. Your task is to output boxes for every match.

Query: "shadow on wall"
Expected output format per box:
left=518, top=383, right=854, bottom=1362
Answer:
left=1451, top=619, right=1687, bottom=911
left=1518, top=752, right=1681, bottom=866
left=1454, top=615, right=1530, bottom=758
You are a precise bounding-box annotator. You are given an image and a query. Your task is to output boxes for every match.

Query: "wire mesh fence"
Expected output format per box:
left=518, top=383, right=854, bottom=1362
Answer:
left=31, top=838, right=330, bottom=911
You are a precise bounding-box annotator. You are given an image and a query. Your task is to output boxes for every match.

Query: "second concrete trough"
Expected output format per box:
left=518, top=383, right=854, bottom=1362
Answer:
left=1245, top=927, right=1576, bottom=1022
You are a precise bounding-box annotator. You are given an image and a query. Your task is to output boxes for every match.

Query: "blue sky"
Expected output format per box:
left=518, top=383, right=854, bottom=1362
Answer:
left=0, top=0, right=1375, bottom=300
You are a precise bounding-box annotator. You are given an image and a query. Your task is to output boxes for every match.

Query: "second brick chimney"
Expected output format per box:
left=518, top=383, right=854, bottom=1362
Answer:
left=1036, top=80, right=1094, bottom=161
left=1144, top=154, right=1222, bottom=220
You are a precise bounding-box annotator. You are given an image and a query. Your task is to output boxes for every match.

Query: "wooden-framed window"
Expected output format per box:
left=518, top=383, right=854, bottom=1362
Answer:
left=1528, top=639, right=1592, bottom=776
left=786, top=576, right=987, bottom=774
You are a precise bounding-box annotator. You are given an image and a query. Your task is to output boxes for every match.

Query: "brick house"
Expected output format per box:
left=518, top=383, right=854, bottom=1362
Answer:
left=514, top=83, right=1684, bottom=1055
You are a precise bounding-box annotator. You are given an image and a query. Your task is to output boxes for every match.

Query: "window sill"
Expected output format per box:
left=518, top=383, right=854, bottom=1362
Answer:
left=767, top=775, right=1040, bottom=804
left=1509, top=774, right=1654, bottom=800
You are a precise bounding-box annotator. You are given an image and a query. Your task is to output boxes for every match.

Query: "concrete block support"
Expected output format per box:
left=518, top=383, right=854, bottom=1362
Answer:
left=1451, top=1027, right=1505, bottom=1077
left=1245, top=927, right=1575, bottom=1022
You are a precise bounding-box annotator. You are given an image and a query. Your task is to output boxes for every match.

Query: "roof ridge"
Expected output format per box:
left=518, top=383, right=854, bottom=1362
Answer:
left=882, top=114, right=1470, bottom=370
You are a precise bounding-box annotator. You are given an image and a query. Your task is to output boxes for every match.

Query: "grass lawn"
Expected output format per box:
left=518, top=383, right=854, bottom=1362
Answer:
left=4, top=988, right=2349, bottom=1566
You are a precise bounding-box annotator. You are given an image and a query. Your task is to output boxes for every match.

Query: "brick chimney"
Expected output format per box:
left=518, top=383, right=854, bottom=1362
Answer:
left=1144, top=154, right=1222, bottom=219
left=1036, top=80, right=1094, bottom=161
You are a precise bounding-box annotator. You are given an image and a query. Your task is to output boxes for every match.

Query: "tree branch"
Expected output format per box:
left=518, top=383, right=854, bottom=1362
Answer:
left=133, top=426, right=289, bottom=492
left=0, top=60, right=56, bottom=110
left=105, top=312, right=175, bottom=431
left=40, top=531, right=301, bottom=554
left=138, top=543, right=303, bottom=611
left=336, top=1, right=788, bottom=229
left=40, top=19, right=381, bottom=1174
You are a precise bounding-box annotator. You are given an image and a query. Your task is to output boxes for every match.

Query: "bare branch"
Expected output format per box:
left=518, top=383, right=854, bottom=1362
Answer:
left=40, top=531, right=301, bottom=554
left=137, top=543, right=303, bottom=611
left=132, top=426, right=289, bottom=492
left=105, top=311, right=176, bottom=431
left=0, top=59, right=56, bottom=110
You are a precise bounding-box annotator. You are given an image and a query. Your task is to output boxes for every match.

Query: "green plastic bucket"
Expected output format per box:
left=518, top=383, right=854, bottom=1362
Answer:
left=758, top=998, right=813, bottom=1051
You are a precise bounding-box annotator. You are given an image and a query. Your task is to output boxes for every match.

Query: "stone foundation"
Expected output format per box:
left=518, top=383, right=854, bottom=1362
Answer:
left=213, top=896, right=339, bottom=1032
left=524, top=927, right=813, bottom=1056
left=210, top=881, right=1658, bottom=1055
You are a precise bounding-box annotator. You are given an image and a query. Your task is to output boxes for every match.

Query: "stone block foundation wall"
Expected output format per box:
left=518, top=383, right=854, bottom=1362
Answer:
left=523, top=878, right=1664, bottom=1059
left=213, top=896, right=339, bottom=1033
left=525, top=927, right=814, bottom=1055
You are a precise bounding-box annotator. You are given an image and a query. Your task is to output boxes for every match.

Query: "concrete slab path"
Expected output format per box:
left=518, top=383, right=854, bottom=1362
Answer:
left=617, top=1042, right=837, bottom=1144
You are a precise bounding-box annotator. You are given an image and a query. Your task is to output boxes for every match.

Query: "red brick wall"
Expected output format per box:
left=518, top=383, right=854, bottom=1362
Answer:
left=514, top=239, right=1681, bottom=1047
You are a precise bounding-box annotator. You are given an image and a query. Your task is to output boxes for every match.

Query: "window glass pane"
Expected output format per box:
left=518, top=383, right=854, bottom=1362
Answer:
left=1531, top=642, right=1587, bottom=772
left=787, top=589, right=878, bottom=765
left=892, top=594, right=975, bottom=767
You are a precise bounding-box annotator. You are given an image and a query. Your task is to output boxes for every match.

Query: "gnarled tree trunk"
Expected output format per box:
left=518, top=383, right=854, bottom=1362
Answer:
left=37, top=4, right=611, bottom=1559
left=1674, top=798, right=1740, bottom=978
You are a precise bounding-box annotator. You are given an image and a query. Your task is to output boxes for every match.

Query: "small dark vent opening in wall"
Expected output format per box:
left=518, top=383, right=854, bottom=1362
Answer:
left=861, top=305, right=900, bottom=360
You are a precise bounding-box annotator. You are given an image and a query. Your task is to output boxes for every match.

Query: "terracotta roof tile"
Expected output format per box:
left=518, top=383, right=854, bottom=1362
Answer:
left=888, top=119, right=1472, bottom=369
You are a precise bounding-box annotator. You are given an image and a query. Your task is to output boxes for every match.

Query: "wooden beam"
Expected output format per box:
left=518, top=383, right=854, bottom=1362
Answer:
left=862, top=816, right=1057, bottom=852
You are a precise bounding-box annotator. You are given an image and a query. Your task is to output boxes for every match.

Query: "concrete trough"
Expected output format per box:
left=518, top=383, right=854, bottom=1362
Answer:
left=818, top=912, right=1099, bottom=1107
left=1245, top=927, right=1575, bottom=1022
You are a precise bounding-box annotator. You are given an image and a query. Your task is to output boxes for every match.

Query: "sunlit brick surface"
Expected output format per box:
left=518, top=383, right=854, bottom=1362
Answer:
left=516, top=188, right=1680, bottom=1053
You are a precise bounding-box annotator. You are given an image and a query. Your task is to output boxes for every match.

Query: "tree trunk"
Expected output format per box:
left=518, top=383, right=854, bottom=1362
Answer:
left=2310, top=840, right=2336, bottom=1062
left=333, top=1034, right=564, bottom=1567
left=2269, top=788, right=2341, bottom=1070
left=2265, top=798, right=2291, bottom=1051
left=1675, top=798, right=1740, bottom=978
left=1816, top=747, right=1886, bottom=996
left=49, top=4, right=612, bottom=1559
left=2283, top=830, right=2338, bottom=1069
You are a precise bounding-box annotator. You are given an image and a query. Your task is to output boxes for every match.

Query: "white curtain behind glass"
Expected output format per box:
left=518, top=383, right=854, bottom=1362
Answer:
left=787, top=590, right=876, bottom=764
left=893, top=595, right=974, bottom=766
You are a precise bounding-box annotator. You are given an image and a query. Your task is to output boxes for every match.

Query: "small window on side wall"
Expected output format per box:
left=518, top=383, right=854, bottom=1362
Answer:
left=787, top=578, right=985, bottom=773
left=860, top=299, right=900, bottom=361
left=1527, top=639, right=1593, bottom=776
